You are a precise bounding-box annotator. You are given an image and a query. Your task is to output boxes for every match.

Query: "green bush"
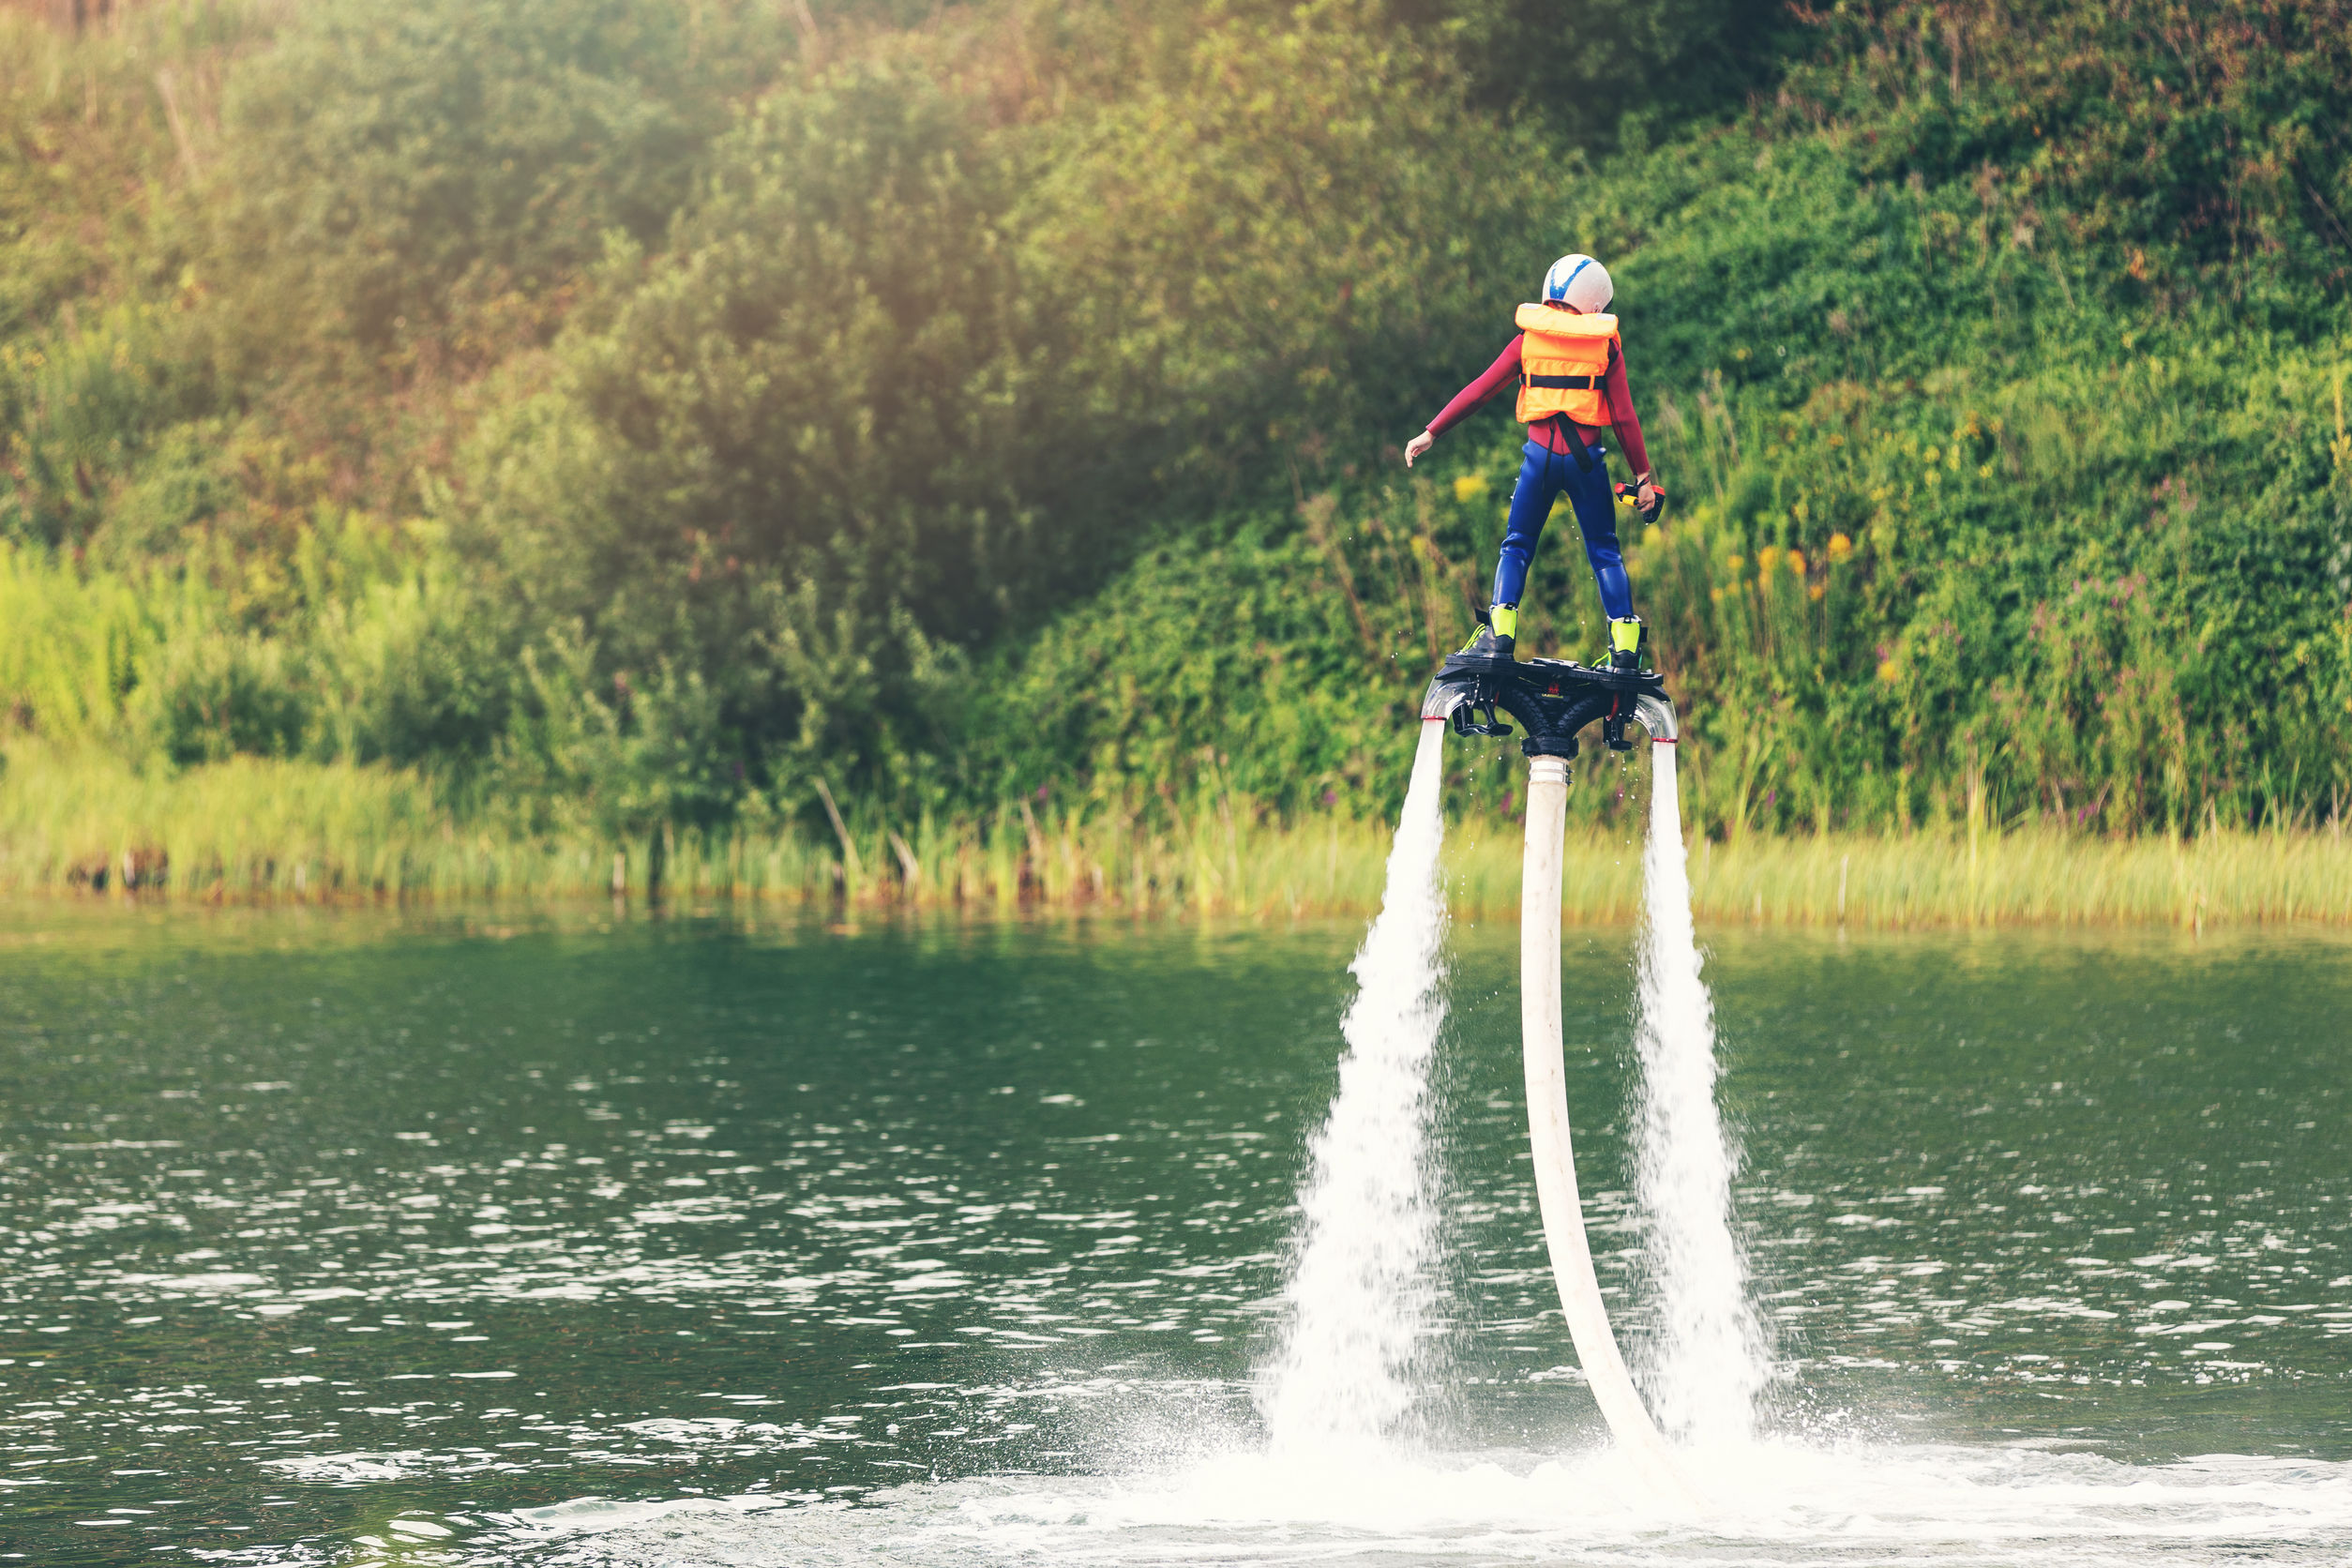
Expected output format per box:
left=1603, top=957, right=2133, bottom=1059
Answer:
left=207, top=0, right=785, bottom=369
left=0, top=304, right=206, bottom=548
left=459, top=1, right=1545, bottom=807
left=458, top=53, right=1049, bottom=807
left=1012, top=0, right=1552, bottom=488
left=1388, top=0, right=1792, bottom=147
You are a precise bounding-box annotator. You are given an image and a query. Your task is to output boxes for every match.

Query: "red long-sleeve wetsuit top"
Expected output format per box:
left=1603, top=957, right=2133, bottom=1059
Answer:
left=1424, top=334, right=1653, bottom=477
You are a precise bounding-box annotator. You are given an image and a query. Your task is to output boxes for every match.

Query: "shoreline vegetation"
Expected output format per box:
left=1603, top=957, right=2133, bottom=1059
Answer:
left=4, top=2, right=2351, bottom=875
left=5, top=746, right=2346, bottom=928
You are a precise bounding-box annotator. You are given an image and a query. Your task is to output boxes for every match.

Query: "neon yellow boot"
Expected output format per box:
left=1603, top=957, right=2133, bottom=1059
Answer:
left=1460, top=602, right=1517, bottom=661
left=1607, top=614, right=1649, bottom=671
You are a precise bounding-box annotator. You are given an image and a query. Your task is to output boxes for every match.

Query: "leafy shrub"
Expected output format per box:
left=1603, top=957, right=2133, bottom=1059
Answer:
left=209, top=0, right=783, bottom=368
left=0, top=304, right=203, bottom=548
left=124, top=625, right=309, bottom=765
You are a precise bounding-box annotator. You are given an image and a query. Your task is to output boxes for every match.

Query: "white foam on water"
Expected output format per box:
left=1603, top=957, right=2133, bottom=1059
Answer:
left=1256, top=720, right=1452, bottom=1452
left=493, top=1440, right=2352, bottom=1566
left=1630, top=740, right=1769, bottom=1442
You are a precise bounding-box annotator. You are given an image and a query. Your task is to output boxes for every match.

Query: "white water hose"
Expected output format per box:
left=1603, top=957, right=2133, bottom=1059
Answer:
left=1521, top=740, right=1704, bottom=1508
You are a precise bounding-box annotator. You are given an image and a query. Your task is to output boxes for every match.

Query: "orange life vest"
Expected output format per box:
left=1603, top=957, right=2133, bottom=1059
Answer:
left=1513, top=302, right=1620, bottom=429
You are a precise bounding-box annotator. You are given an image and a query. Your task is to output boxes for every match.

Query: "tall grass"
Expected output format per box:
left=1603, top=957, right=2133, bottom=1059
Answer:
left=0, top=739, right=1415, bottom=912
left=6, top=740, right=2347, bottom=926
left=1673, top=826, right=2352, bottom=931
left=0, top=539, right=156, bottom=736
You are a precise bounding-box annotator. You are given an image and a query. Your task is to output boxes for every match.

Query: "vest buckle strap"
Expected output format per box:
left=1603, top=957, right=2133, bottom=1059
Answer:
left=1521, top=373, right=1599, bottom=390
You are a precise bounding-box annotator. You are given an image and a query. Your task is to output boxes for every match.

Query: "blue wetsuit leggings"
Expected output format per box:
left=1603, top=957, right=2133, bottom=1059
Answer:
left=1493, top=436, right=1633, bottom=621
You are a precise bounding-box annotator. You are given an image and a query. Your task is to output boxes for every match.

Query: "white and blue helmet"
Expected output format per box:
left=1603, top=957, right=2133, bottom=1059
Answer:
left=1542, top=253, right=1613, bottom=313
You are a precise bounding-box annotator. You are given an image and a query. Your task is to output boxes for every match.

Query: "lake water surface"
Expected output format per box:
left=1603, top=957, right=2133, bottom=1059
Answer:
left=1, top=903, right=2347, bottom=1564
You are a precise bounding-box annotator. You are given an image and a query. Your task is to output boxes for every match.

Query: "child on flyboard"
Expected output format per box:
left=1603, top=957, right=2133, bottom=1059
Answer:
left=1406, top=252, right=1665, bottom=672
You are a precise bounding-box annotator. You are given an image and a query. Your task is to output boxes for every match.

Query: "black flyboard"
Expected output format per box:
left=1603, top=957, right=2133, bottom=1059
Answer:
left=1421, top=647, right=1678, bottom=760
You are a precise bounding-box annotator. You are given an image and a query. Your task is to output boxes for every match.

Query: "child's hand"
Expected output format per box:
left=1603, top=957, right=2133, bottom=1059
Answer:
left=1404, top=431, right=1434, bottom=467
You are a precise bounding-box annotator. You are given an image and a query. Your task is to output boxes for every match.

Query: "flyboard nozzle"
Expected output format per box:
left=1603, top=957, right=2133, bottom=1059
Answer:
left=1418, top=650, right=1678, bottom=760
left=1635, top=691, right=1679, bottom=744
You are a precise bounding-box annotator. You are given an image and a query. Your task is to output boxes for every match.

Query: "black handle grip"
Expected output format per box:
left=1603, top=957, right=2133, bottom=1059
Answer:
left=1617, top=481, right=1668, bottom=522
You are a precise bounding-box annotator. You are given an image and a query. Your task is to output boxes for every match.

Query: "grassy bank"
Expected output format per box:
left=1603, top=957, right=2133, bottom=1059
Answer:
left=8, top=1, right=2351, bottom=854
left=5, top=744, right=2348, bottom=927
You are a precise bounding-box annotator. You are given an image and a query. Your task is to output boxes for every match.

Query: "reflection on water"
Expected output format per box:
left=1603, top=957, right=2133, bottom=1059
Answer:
left=0, top=903, right=2347, bottom=1564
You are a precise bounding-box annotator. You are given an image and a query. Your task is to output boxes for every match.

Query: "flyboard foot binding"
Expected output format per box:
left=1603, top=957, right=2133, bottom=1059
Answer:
left=1421, top=648, right=1678, bottom=758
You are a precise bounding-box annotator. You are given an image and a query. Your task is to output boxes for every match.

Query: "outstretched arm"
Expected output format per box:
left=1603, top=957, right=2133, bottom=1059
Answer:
left=1406, top=336, right=1525, bottom=466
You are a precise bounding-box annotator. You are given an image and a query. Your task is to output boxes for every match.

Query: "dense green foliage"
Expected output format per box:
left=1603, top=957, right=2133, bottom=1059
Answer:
left=4, top=0, right=2349, bottom=856
left=1394, top=0, right=1792, bottom=146
left=987, top=0, right=2352, bottom=836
